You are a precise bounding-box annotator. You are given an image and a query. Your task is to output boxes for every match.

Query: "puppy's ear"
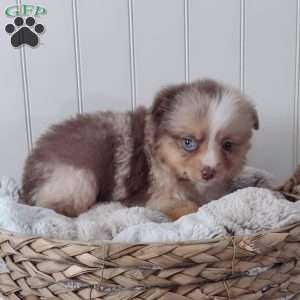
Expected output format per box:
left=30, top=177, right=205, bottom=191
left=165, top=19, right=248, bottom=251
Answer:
left=244, top=99, right=259, bottom=130
left=251, top=107, right=259, bottom=130
left=151, top=83, right=186, bottom=124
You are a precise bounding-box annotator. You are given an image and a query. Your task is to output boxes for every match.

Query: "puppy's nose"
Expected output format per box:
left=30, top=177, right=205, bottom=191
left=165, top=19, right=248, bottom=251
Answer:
left=201, top=166, right=216, bottom=181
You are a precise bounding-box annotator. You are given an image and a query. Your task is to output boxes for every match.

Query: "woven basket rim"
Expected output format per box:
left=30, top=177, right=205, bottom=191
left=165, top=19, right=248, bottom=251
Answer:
left=1, top=220, right=299, bottom=246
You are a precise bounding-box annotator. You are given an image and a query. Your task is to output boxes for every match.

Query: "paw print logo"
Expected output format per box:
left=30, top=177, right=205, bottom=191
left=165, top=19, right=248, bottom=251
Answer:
left=5, top=17, right=44, bottom=47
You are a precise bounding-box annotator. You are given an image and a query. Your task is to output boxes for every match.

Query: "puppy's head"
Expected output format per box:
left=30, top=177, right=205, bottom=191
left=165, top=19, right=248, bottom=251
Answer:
left=151, top=79, right=258, bottom=188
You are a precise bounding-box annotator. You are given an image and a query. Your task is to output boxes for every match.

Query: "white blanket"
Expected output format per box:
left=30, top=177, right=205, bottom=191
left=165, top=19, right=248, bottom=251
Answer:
left=0, top=167, right=298, bottom=243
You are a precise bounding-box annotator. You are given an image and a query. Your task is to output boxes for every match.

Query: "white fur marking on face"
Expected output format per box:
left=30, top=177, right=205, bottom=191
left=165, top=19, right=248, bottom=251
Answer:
left=202, top=91, right=240, bottom=169
left=208, top=91, right=239, bottom=134
left=201, top=141, right=219, bottom=168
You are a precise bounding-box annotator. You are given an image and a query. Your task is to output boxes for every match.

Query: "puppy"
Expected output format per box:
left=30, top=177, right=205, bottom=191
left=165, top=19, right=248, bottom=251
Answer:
left=21, top=79, right=258, bottom=220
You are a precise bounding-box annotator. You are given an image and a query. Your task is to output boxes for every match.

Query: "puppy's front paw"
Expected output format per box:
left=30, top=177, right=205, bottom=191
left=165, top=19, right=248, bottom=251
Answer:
left=164, top=201, right=199, bottom=221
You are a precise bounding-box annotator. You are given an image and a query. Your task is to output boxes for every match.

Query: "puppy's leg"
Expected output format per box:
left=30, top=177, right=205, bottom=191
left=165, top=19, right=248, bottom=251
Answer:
left=161, top=200, right=199, bottom=221
left=30, top=164, right=98, bottom=217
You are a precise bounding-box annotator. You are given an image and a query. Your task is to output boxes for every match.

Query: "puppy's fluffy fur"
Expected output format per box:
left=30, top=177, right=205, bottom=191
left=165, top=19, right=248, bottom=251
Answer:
left=21, top=79, right=259, bottom=219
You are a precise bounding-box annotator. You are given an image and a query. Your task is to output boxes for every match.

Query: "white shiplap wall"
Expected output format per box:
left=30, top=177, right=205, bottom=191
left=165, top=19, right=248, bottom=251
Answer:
left=0, top=0, right=298, bottom=182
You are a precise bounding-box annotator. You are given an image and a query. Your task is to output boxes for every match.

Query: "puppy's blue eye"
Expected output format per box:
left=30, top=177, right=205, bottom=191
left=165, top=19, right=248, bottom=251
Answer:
left=222, top=140, right=233, bottom=152
left=182, top=137, right=198, bottom=152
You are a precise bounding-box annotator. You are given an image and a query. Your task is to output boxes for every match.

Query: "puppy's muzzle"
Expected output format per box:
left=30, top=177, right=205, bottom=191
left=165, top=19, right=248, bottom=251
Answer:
left=201, top=166, right=216, bottom=181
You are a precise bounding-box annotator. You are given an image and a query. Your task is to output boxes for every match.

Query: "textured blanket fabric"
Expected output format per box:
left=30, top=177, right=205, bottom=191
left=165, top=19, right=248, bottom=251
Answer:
left=0, top=167, right=296, bottom=243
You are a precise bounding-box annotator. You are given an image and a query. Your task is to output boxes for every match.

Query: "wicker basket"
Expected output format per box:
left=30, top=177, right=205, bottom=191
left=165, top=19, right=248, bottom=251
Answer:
left=1, top=221, right=300, bottom=300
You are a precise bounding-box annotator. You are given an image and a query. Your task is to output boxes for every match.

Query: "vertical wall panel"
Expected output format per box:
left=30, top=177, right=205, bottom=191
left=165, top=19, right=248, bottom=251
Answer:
left=134, top=0, right=185, bottom=106
left=189, top=0, right=240, bottom=87
left=245, top=0, right=297, bottom=181
left=23, top=0, right=78, bottom=141
left=296, top=0, right=300, bottom=167
left=77, top=0, right=132, bottom=113
left=0, top=1, right=28, bottom=180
